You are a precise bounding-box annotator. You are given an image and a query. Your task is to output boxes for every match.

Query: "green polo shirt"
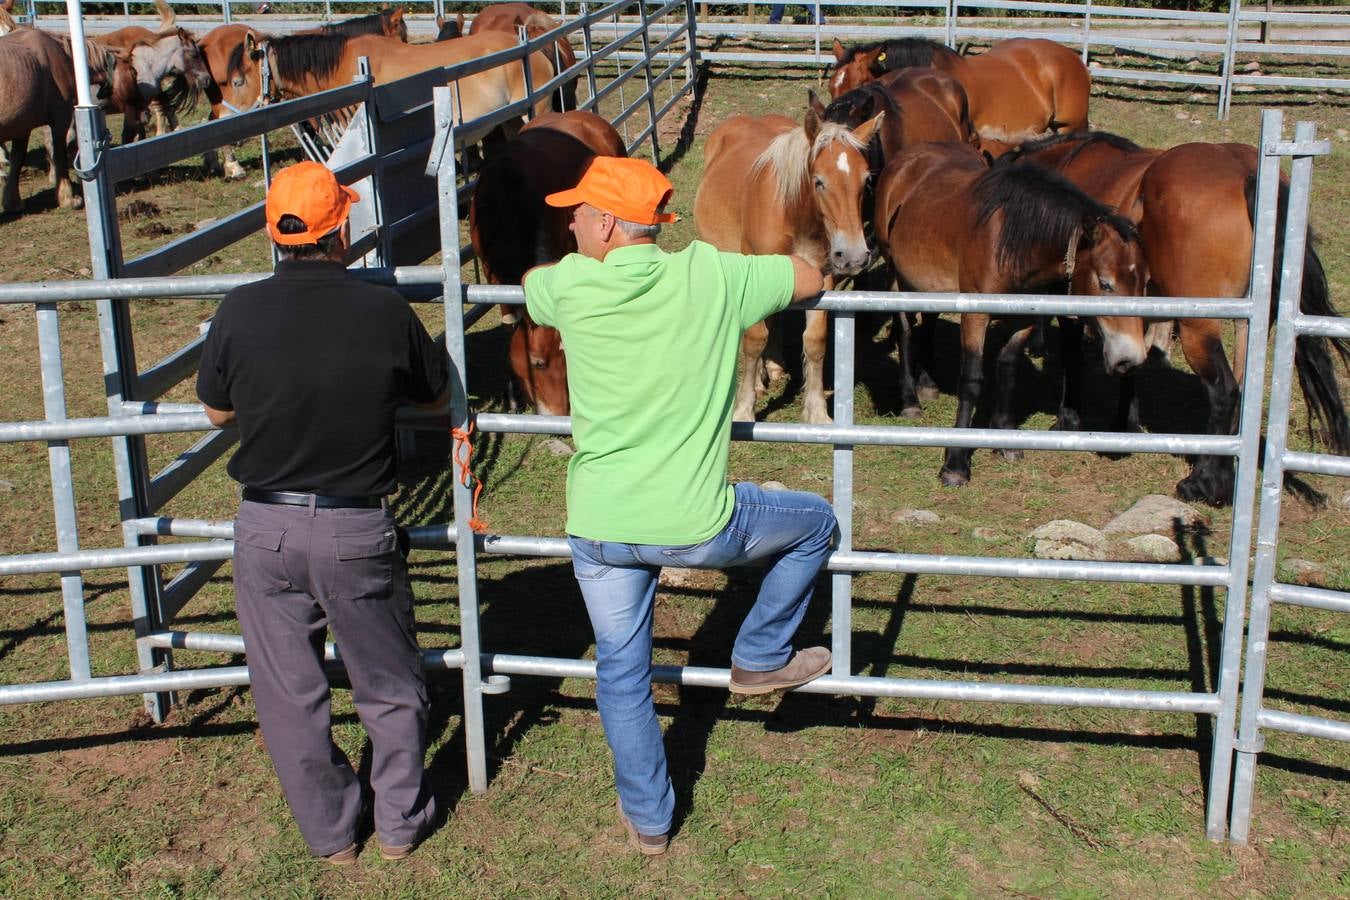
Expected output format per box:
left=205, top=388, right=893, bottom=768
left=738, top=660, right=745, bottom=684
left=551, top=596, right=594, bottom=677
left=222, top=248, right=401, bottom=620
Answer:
left=524, top=240, right=795, bottom=544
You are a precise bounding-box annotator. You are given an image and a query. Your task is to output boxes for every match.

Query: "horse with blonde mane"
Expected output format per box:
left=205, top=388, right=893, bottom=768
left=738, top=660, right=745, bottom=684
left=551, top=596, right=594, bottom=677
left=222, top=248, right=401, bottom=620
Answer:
left=695, top=98, right=883, bottom=424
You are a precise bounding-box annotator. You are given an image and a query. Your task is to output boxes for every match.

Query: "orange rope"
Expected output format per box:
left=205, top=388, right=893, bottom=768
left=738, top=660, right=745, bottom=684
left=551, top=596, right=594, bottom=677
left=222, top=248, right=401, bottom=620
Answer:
left=450, top=420, right=489, bottom=534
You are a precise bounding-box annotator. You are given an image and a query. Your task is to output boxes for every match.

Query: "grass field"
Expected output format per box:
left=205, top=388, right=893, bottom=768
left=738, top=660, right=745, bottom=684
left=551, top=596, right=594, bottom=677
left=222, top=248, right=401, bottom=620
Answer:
left=0, top=39, right=1348, bottom=898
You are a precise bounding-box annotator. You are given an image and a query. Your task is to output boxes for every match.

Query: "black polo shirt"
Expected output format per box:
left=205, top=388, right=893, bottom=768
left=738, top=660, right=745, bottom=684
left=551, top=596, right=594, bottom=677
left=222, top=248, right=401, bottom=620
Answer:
left=196, top=260, right=449, bottom=497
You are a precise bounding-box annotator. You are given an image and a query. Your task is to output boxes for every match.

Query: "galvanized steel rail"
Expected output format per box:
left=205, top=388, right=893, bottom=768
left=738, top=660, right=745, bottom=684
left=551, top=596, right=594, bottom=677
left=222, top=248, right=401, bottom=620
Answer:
left=1227, top=119, right=1348, bottom=845
left=0, top=1, right=1339, bottom=847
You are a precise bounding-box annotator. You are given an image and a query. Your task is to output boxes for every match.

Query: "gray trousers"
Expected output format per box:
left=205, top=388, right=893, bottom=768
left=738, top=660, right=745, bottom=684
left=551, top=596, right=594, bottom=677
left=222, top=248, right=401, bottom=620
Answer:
left=232, top=499, right=436, bottom=856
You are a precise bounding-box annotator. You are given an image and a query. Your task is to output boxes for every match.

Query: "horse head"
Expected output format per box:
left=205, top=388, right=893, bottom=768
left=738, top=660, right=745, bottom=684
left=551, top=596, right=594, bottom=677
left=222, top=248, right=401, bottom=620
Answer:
left=435, top=13, right=465, bottom=41
left=137, top=28, right=213, bottom=95
left=220, top=28, right=266, bottom=111
left=830, top=38, right=886, bottom=98
left=382, top=5, right=408, bottom=42
left=510, top=317, right=569, bottom=417
left=803, top=92, right=883, bottom=277
left=1074, top=215, right=1150, bottom=376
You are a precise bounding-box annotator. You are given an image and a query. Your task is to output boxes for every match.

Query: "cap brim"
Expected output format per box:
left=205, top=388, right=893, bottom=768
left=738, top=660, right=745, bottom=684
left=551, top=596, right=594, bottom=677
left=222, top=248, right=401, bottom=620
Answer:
left=544, top=187, right=585, bottom=208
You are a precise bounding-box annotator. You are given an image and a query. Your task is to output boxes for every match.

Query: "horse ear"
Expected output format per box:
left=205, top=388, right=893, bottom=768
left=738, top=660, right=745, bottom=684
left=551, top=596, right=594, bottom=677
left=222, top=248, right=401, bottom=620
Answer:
left=456, top=13, right=465, bottom=29
left=804, top=93, right=821, bottom=142
left=390, top=7, right=404, bottom=22
left=154, top=0, right=177, bottom=34
left=831, top=37, right=846, bottom=63
left=807, top=88, right=827, bottom=120
left=852, top=111, right=885, bottom=146
left=245, top=31, right=261, bottom=59
left=435, top=13, right=444, bottom=28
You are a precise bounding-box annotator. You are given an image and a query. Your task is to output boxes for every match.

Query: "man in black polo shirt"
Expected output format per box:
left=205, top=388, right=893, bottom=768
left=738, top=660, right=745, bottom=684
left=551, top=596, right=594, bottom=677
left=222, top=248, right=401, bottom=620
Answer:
left=196, top=161, right=449, bottom=864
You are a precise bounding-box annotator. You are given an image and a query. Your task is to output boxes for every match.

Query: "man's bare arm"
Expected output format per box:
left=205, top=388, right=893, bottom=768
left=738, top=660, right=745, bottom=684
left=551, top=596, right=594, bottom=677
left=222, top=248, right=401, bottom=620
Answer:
left=204, top=405, right=236, bottom=427
left=788, top=255, right=825, bottom=301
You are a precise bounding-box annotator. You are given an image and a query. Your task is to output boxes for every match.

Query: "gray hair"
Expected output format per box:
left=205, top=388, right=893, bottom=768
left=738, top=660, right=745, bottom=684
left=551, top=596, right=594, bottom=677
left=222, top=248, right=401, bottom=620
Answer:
left=616, top=218, right=662, bottom=240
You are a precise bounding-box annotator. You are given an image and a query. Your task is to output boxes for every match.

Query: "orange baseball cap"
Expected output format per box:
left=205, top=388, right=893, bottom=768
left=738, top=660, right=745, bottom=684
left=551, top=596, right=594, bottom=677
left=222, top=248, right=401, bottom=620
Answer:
left=545, top=156, right=678, bottom=225
left=265, top=161, right=360, bottom=245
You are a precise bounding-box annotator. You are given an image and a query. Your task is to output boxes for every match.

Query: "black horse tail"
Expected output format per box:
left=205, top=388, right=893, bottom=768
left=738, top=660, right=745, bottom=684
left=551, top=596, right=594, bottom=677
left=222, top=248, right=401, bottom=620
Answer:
left=1245, top=173, right=1350, bottom=454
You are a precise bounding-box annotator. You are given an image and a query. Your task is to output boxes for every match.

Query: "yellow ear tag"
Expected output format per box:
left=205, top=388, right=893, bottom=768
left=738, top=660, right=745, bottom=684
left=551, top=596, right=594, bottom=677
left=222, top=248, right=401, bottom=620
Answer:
left=878, top=52, right=887, bottom=62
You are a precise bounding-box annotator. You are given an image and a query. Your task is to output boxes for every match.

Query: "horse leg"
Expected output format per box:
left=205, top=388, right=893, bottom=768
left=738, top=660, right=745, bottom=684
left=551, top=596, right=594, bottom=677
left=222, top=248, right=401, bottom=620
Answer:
left=1145, top=319, right=1174, bottom=364
left=940, top=313, right=989, bottom=487
left=734, top=319, right=770, bottom=422
left=895, top=312, right=923, bottom=418
left=801, top=308, right=832, bottom=424
left=44, top=114, right=81, bottom=210
left=1053, top=315, right=1084, bottom=433
left=1, top=134, right=26, bottom=212
left=1176, top=318, right=1238, bottom=505
left=916, top=313, right=939, bottom=401
left=763, top=317, right=787, bottom=385
left=990, top=320, right=1036, bottom=461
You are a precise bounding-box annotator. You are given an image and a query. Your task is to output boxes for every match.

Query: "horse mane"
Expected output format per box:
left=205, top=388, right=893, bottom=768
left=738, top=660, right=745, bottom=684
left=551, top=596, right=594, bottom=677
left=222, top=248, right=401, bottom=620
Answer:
left=320, top=9, right=398, bottom=38
left=822, top=81, right=894, bottom=128
left=999, top=129, right=1144, bottom=167
left=839, top=37, right=959, bottom=73
left=751, top=122, right=867, bottom=207
left=269, top=32, right=350, bottom=88
left=973, top=164, right=1137, bottom=274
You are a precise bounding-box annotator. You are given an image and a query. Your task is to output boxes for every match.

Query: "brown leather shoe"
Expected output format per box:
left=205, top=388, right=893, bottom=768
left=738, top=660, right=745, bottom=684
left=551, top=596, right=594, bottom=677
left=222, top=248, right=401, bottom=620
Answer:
left=323, top=842, right=358, bottom=866
left=729, top=646, right=831, bottom=695
left=617, top=799, right=669, bottom=856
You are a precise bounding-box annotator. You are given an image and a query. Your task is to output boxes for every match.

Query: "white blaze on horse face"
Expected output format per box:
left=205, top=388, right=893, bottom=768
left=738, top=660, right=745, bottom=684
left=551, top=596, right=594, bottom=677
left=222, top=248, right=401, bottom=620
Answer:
left=830, top=68, right=846, bottom=96
left=835, top=152, right=851, bottom=176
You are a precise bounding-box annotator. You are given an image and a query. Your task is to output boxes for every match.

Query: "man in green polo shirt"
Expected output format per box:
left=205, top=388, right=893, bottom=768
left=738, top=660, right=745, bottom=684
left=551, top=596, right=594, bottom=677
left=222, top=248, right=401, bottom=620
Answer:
left=522, top=156, right=836, bottom=856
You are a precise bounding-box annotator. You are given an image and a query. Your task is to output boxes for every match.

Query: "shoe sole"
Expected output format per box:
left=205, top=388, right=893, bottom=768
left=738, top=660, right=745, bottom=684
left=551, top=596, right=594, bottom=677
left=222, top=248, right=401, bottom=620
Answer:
left=728, top=657, right=832, bottom=695
left=617, top=801, right=668, bottom=856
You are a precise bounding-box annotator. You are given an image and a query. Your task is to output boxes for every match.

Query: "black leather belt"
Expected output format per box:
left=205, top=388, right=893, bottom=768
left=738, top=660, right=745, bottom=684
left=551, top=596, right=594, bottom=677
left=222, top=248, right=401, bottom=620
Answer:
left=242, top=487, right=384, bottom=509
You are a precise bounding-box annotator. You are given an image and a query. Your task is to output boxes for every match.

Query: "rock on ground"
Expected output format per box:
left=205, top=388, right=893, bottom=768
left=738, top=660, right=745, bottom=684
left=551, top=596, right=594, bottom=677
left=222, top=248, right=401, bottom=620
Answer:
left=1103, top=495, right=1206, bottom=535
left=1124, top=534, right=1181, bottom=562
left=761, top=481, right=788, bottom=492
left=1282, top=558, right=1327, bottom=587
left=1030, top=520, right=1107, bottom=561
left=971, top=527, right=1004, bottom=542
left=540, top=438, right=574, bottom=457
left=893, top=509, right=940, bottom=526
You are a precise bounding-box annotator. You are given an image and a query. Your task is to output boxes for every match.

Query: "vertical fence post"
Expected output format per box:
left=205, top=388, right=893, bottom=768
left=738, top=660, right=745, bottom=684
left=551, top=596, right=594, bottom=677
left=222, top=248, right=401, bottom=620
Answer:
left=830, top=312, right=855, bottom=677
left=36, top=301, right=93, bottom=682
left=684, top=0, right=699, bottom=87
left=75, top=103, right=175, bottom=722
left=1081, top=0, right=1092, bottom=65
left=636, top=0, right=661, bottom=163
left=1201, top=107, right=1283, bottom=841
left=355, top=59, right=389, bottom=266
left=1219, top=0, right=1242, bottom=118
left=945, top=0, right=957, bottom=48
left=1228, top=118, right=1320, bottom=845
left=222, top=0, right=231, bottom=26
left=433, top=86, right=491, bottom=794
left=582, top=1, right=599, bottom=111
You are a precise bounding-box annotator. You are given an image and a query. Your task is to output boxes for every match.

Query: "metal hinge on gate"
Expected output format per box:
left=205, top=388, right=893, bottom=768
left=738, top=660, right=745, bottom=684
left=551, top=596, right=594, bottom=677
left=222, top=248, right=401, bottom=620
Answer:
left=1233, top=734, right=1266, bottom=754
left=1265, top=139, right=1332, bottom=157
left=72, top=130, right=112, bottom=182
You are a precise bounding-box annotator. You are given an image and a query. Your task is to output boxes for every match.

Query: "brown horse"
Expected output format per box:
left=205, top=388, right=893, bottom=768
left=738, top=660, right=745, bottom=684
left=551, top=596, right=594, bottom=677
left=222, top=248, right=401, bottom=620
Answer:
left=445, top=3, right=578, bottom=112
left=695, top=101, right=883, bottom=424
left=829, top=37, right=1089, bottom=147
left=1003, top=131, right=1350, bottom=504
left=247, top=31, right=553, bottom=131
left=874, top=141, right=1149, bottom=486
left=197, top=23, right=268, bottom=179
left=1, top=27, right=83, bottom=211
left=311, top=6, right=408, bottom=41
left=469, top=110, right=627, bottom=416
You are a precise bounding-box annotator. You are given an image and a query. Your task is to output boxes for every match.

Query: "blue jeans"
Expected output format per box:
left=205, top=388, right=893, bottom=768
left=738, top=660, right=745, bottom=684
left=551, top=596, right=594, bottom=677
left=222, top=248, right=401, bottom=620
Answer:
left=568, top=482, right=836, bottom=836
left=767, top=4, right=823, bottom=24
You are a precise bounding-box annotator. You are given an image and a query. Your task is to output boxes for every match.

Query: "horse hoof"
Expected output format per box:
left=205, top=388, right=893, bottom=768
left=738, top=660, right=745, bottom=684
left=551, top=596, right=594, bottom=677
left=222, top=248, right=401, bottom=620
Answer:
left=918, top=385, right=940, bottom=402
left=1176, top=475, right=1232, bottom=507
left=997, top=449, right=1022, bottom=462
left=225, top=167, right=247, bottom=182
left=939, top=469, right=969, bottom=488
left=901, top=405, right=922, bottom=419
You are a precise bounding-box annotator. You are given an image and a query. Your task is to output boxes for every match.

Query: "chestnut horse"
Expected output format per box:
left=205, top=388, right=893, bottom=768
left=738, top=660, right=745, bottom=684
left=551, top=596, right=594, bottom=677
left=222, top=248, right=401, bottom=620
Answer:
left=829, top=37, right=1089, bottom=147
left=470, top=110, right=627, bottom=415
left=1, top=27, right=84, bottom=211
left=695, top=102, right=883, bottom=424
left=1003, top=131, right=1350, bottom=504
left=442, top=3, right=578, bottom=112
left=312, top=6, right=408, bottom=40
left=874, top=141, right=1149, bottom=486
left=197, top=23, right=269, bottom=179
left=248, top=31, right=553, bottom=131
left=819, top=68, right=978, bottom=414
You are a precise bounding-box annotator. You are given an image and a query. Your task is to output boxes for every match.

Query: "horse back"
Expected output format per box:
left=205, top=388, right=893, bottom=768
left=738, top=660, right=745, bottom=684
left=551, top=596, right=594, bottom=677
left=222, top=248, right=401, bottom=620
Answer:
left=874, top=142, right=986, bottom=289
left=878, top=66, right=976, bottom=147
left=0, top=28, right=76, bottom=135
left=694, top=115, right=798, bottom=254
left=963, top=38, right=1091, bottom=141
left=1139, top=142, right=1257, bottom=298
